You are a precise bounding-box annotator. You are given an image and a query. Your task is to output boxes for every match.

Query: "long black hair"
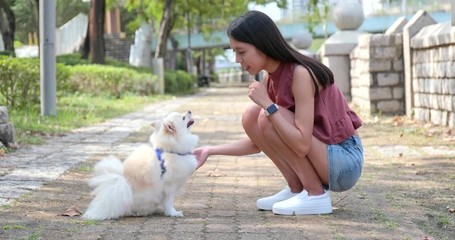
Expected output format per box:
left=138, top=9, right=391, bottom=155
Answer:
left=227, top=10, right=334, bottom=94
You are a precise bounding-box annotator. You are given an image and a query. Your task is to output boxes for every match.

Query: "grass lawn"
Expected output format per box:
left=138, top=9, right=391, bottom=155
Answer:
left=8, top=93, right=171, bottom=145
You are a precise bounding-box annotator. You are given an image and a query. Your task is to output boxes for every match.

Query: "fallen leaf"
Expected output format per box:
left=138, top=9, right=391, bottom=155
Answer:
left=206, top=168, right=227, bottom=177
left=448, top=208, right=455, bottom=213
left=59, top=205, right=82, bottom=217
left=422, top=236, right=435, bottom=240
left=0, top=148, right=5, bottom=156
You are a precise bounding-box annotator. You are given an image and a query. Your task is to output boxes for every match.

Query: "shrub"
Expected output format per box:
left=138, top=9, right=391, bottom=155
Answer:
left=67, top=64, right=158, bottom=97
left=56, top=54, right=91, bottom=66
left=0, top=54, right=191, bottom=110
left=164, top=71, right=178, bottom=94
left=164, top=70, right=196, bottom=94
left=0, top=58, right=70, bottom=108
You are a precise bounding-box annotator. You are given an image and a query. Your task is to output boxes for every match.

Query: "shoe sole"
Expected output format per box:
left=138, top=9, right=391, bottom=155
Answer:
left=256, top=193, right=299, bottom=211
left=272, top=206, right=333, bottom=215
left=256, top=202, right=273, bottom=211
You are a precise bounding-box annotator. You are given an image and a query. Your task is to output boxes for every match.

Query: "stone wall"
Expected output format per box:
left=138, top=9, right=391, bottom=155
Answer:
left=350, top=33, right=405, bottom=115
left=345, top=10, right=454, bottom=129
left=410, top=22, right=455, bottom=128
left=104, top=35, right=133, bottom=62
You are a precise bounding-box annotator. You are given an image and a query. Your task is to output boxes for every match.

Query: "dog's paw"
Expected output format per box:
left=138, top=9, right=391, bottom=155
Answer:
left=165, top=209, right=183, bottom=217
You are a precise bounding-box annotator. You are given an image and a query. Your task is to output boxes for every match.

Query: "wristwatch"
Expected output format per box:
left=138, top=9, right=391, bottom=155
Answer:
left=265, top=103, right=279, bottom=116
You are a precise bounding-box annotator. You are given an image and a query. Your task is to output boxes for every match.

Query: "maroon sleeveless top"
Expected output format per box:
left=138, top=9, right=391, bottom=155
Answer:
left=267, top=62, right=362, bottom=144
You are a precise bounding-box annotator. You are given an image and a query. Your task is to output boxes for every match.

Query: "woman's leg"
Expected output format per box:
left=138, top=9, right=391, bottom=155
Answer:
left=244, top=104, right=329, bottom=196
left=242, top=104, right=303, bottom=192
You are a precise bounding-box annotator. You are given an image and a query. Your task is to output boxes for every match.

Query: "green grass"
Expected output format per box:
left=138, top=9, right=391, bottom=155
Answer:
left=1, top=204, right=11, bottom=210
left=2, top=224, right=25, bottom=230
left=76, top=164, right=93, bottom=172
left=76, top=219, right=100, bottom=225
left=373, top=208, right=399, bottom=229
left=22, top=233, right=41, bottom=240
left=9, top=93, right=171, bottom=145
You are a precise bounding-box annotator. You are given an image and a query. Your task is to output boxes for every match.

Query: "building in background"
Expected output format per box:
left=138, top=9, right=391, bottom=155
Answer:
left=279, top=0, right=451, bottom=23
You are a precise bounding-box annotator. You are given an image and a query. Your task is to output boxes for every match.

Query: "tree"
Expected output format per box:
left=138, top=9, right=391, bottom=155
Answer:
left=302, top=0, right=331, bottom=38
left=0, top=0, right=15, bottom=55
left=125, top=0, right=286, bottom=70
left=89, top=0, right=105, bottom=64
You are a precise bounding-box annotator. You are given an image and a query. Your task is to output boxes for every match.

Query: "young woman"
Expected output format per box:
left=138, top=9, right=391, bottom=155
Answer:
left=192, top=10, right=364, bottom=215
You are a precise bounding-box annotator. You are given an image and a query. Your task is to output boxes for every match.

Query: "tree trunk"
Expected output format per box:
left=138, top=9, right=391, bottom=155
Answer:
left=89, top=0, right=105, bottom=64
left=33, top=0, right=39, bottom=55
left=154, top=0, right=174, bottom=60
left=0, top=0, right=16, bottom=55
left=81, top=23, right=90, bottom=59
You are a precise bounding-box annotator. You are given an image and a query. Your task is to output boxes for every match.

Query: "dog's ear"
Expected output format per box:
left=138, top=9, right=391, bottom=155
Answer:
left=164, top=121, right=176, bottom=135
left=150, top=120, right=161, bottom=131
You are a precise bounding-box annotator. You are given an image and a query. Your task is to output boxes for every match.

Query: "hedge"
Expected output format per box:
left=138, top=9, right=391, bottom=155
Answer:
left=0, top=56, right=196, bottom=109
left=67, top=64, right=158, bottom=98
left=0, top=57, right=70, bottom=108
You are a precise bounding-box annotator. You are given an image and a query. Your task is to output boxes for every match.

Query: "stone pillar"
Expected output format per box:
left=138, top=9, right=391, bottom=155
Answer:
left=105, top=7, right=122, bottom=36
left=350, top=33, right=405, bottom=116
left=402, top=10, right=436, bottom=117
left=129, top=23, right=151, bottom=67
left=319, top=0, right=366, bottom=102
left=0, top=106, right=16, bottom=148
left=152, top=58, right=164, bottom=94
left=292, top=30, right=314, bottom=58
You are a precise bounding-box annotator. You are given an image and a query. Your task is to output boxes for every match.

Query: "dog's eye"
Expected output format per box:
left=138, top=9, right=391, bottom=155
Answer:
left=183, top=116, right=186, bottom=121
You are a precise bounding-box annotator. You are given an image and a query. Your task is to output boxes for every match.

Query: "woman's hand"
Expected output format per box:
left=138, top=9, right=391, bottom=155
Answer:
left=248, top=81, right=272, bottom=108
left=192, top=147, right=210, bottom=169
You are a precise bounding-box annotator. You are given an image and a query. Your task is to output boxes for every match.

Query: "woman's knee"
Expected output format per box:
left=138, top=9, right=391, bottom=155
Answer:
left=242, top=104, right=261, bottom=131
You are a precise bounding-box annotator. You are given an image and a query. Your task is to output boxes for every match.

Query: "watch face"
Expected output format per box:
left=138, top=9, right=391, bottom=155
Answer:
left=267, top=104, right=278, bottom=114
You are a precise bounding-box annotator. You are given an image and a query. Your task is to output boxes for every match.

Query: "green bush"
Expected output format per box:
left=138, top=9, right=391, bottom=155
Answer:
left=0, top=54, right=193, bottom=110
left=0, top=51, right=15, bottom=57
left=56, top=54, right=91, bottom=66
left=164, top=70, right=196, bottom=94
left=67, top=64, right=158, bottom=98
left=57, top=54, right=151, bottom=74
left=0, top=58, right=70, bottom=108
left=164, top=71, right=178, bottom=94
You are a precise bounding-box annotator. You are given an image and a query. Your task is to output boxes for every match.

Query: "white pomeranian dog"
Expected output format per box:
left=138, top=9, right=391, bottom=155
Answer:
left=82, top=111, right=198, bottom=220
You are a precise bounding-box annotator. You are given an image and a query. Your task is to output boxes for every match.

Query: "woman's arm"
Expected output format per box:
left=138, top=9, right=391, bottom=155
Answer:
left=193, top=138, right=261, bottom=169
left=248, top=65, right=316, bottom=158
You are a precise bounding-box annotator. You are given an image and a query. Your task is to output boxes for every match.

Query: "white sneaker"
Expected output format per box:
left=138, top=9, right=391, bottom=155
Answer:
left=272, top=190, right=332, bottom=215
left=256, top=187, right=298, bottom=211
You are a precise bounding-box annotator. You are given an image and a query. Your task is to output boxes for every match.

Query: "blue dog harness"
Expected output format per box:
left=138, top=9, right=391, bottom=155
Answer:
left=154, top=148, right=193, bottom=177
left=154, top=148, right=167, bottom=176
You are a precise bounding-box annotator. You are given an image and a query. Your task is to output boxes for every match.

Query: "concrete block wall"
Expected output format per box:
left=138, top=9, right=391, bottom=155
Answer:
left=350, top=33, right=405, bottom=115
left=410, top=22, right=455, bottom=128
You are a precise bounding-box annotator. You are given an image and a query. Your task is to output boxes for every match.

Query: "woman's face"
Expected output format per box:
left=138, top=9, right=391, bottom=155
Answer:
left=229, top=38, right=266, bottom=75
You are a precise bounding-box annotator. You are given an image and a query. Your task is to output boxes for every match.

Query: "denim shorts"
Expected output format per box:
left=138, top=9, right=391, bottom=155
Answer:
left=327, top=135, right=364, bottom=192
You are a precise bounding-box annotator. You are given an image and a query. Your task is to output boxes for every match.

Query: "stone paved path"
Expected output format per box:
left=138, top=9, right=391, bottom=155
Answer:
left=1, top=86, right=454, bottom=240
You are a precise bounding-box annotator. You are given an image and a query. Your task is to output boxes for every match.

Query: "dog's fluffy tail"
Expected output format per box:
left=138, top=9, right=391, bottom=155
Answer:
left=83, top=156, right=133, bottom=220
